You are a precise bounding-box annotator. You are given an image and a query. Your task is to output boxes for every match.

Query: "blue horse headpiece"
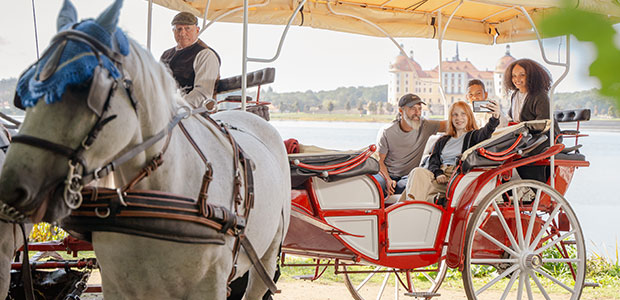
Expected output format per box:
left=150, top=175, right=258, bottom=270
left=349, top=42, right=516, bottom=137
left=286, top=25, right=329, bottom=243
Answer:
left=16, top=20, right=129, bottom=108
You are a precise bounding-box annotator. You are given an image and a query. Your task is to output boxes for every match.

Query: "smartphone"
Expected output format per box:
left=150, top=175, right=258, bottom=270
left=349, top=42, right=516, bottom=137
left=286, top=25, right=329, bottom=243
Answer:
left=472, top=100, right=491, bottom=113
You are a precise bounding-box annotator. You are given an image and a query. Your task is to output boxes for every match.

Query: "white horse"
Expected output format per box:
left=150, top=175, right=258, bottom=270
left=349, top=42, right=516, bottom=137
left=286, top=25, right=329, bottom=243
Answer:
left=0, top=0, right=291, bottom=299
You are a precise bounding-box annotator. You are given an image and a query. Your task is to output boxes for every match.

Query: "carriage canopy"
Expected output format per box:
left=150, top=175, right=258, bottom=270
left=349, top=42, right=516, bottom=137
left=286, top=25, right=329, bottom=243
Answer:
left=151, top=0, right=620, bottom=44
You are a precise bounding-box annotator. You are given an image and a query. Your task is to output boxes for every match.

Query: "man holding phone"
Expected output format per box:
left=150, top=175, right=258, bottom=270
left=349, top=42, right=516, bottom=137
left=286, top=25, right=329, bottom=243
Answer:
left=466, top=79, right=508, bottom=128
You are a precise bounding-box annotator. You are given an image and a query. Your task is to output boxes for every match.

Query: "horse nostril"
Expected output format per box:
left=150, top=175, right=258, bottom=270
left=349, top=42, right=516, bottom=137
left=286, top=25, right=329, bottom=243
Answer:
left=12, top=186, right=30, bottom=205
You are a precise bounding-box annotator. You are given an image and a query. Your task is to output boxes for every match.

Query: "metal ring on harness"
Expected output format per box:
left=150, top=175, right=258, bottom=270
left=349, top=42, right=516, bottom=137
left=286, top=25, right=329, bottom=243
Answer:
left=63, top=161, right=84, bottom=210
left=177, top=105, right=192, bottom=119
left=94, top=207, right=110, bottom=218
left=201, top=99, right=217, bottom=114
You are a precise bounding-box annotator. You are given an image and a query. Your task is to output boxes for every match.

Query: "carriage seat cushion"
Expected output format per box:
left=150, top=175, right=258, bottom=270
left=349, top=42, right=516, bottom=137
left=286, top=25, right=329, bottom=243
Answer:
left=215, top=67, right=275, bottom=94
left=554, top=109, right=591, bottom=123
left=460, top=120, right=550, bottom=173
left=289, top=151, right=379, bottom=188
left=555, top=152, right=586, bottom=161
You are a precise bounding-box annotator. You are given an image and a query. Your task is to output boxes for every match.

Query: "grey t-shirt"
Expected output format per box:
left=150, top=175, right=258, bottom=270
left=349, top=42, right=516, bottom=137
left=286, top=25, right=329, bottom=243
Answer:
left=377, top=119, right=441, bottom=177
left=440, top=134, right=466, bottom=166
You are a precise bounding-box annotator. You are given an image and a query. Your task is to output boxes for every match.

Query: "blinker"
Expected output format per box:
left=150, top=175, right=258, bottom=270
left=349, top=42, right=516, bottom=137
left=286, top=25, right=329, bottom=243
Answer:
left=87, top=65, right=116, bottom=117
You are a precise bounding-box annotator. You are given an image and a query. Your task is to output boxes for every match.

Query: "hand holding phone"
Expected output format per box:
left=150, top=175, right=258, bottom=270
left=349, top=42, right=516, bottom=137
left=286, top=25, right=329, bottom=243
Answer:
left=472, top=100, right=491, bottom=113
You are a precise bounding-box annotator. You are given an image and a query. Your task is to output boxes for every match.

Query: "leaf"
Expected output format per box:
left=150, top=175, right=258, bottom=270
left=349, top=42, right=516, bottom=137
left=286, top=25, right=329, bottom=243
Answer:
left=539, top=3, right=620, bottom=107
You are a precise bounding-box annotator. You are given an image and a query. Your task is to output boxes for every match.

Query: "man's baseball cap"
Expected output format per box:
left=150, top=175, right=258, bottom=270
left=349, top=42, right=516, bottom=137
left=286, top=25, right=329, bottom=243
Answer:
left=398, top=93, right=425, bottom=107
left=172, top=12, right=198, bottom=26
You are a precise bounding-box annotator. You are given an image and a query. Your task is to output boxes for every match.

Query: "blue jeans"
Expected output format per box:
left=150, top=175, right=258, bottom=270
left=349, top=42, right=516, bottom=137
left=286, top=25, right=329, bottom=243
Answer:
left=373, top=174, right=408, bottom=197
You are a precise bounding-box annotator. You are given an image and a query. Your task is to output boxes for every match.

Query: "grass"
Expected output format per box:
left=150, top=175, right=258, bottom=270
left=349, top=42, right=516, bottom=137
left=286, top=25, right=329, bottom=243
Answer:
left=279, top=254, right=620, bottom=298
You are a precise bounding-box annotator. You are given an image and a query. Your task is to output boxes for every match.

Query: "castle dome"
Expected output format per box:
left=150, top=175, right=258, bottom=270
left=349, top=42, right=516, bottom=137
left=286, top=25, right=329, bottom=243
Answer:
left=495, top=45, right=516, bottom=73
left=389, top=49, right=426, bottom=77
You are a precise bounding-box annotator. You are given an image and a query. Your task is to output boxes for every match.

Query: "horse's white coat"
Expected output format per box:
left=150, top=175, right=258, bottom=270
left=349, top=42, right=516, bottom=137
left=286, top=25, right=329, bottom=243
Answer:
left=0, top=4, right=290, bottom=299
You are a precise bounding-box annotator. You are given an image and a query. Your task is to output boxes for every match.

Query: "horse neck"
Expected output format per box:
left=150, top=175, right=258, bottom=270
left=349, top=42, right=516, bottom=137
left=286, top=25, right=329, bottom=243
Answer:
left=112, top=40, right=208, bottom=195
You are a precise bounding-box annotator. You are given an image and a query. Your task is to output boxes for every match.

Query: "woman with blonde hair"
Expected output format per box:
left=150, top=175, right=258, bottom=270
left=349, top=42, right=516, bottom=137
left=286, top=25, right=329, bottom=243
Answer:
left=404, top=101, right=500, bottom=203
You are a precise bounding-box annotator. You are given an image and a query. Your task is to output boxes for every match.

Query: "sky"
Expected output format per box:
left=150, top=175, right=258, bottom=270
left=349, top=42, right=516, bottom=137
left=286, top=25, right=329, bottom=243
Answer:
left=1, top=0, right=619, bottom=93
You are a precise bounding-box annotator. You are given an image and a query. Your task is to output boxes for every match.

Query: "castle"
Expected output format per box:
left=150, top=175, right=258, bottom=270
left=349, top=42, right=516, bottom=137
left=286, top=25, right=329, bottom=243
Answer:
left=388, top=45, right=516, bottom=115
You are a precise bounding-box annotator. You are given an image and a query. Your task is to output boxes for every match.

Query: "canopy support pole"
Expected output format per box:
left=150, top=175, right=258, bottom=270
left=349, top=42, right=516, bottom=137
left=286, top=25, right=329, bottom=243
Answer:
left=436, top=0, right=464, bottom=119
left=242, top=0, right=249, bottom=111
left=200, top=0, right=271, bottom=35
left=147, top=0, right=153, bottom=52
left=202, top=0, right=211, bottom=30
left=518, top=7, right=571, bottom=188
left=326, top=2, right=426, bottom=106
left=248, top=0, right=306, bottom=63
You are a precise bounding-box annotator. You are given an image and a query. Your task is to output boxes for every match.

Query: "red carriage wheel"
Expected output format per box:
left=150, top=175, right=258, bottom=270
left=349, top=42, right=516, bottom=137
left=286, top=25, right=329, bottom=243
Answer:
left=342, top=260, right=447, bottom=300
left=462, top=180, right=586, bottom=300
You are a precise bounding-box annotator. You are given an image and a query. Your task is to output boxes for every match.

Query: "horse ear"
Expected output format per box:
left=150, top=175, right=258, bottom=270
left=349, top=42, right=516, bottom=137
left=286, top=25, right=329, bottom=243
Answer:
left=96, top=0, right=124, bottom=34
left=56, top=0, right=78, bottom=31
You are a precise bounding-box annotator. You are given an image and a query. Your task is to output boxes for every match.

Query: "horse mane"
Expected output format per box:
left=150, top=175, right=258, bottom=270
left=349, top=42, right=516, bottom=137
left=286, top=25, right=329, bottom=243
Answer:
left=123, top=37, right=188, bottom=117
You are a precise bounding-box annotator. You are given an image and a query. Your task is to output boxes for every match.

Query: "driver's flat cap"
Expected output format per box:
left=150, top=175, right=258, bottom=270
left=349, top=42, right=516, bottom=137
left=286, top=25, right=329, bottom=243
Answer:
left=172, top=12, right=198, bottom=25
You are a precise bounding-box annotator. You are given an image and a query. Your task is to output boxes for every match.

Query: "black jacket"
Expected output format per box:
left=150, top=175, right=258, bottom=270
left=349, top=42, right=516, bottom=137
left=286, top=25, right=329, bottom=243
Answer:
left=428, top=117, right=499, bottom=178
left=508, top=91, right=562, bottom=152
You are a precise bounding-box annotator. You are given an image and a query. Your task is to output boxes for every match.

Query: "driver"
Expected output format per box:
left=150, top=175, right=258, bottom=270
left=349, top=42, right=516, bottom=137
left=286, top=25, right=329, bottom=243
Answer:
left=373, top=94, right=446, bottom=198
left=160, top=12, right=220, bottom=109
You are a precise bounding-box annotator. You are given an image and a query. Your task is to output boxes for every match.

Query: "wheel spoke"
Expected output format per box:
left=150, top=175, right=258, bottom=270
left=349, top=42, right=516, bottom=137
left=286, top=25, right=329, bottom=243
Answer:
left=529, top=204, right=562, bottom=252
left=517, top=269, right=524, bottom=300
left=394, top=272, right=399, bottom=299
left=492, top=201, right=520, bottom=252
left=530, top=272, right=552, bottom=300
left=512, top=187, right=525, bottom=250
left=422, top=270, right=436, bottom=284
left=470, top=258, right=518, bottom=264
left=357, top=266, right=381, bottom=290
left=524, top=189, right=542, bottom=246
left=542, top=258, right=581, bottom=263
left=535, top=267, right=575, bottom=293
left=524, top=272, right=534, bottom=300
left=376, top=271, right=390, bottom=300
left=534, top=230, right=576, bottom=255
left=499, top=269, right=520, bottom=300
left=476, top=228, right=519, bottom=257
left=474, top=264, right=520, bottom=296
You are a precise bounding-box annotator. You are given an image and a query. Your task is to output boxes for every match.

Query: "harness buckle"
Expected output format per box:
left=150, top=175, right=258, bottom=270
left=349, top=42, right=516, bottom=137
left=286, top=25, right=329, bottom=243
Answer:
left=116, top=188, right=128, bottom=207
left=94, top=207, right=111, bottom=218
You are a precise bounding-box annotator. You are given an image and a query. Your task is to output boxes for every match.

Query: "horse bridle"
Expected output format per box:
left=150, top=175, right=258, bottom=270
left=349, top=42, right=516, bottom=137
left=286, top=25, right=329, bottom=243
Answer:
left=10, top=28, right=139, bottom=214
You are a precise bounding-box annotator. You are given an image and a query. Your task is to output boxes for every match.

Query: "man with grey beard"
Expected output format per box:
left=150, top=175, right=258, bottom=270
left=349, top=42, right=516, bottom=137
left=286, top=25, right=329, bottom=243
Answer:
left=373, top=94, right=446, bottom=197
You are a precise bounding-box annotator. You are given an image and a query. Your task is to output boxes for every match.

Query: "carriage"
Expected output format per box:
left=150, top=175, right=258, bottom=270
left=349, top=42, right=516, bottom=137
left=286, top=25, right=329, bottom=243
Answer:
left=1, top=0, right=617, bottom=299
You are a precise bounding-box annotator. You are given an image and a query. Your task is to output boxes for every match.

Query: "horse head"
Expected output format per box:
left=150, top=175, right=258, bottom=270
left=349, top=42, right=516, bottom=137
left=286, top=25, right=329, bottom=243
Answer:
left=0, top=0, right=145, bottom=223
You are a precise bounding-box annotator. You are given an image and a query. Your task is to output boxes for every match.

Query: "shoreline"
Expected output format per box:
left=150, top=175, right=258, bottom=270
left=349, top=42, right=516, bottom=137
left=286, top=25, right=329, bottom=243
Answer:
left=271, top=113, right=620, bottom=131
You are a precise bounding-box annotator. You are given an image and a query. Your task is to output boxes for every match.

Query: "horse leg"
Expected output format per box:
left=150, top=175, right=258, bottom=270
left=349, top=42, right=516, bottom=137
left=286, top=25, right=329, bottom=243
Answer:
left=243, top=217, right=284, bottom=300
left=0, top=223, right=32, bottom=298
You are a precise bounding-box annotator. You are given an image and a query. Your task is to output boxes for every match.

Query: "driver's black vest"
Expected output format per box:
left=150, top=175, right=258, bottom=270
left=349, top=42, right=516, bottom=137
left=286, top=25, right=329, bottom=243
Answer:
left=160, top=39, right=221, bottom=93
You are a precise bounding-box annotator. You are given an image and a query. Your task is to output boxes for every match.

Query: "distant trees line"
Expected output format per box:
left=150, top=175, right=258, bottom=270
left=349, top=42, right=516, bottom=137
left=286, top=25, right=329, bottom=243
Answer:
left=0, top=78, right=618, bottom=117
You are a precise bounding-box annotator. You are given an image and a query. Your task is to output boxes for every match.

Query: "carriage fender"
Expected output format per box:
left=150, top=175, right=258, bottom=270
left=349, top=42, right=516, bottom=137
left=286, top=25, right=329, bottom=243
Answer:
left=445, top=144, right=565, bottom=270
left=445, top=168, right=499, bottom=270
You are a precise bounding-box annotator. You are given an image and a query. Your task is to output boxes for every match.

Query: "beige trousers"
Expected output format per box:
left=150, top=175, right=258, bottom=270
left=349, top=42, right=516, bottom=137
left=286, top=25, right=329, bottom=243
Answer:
left=401, top=165, right=455, bottom=203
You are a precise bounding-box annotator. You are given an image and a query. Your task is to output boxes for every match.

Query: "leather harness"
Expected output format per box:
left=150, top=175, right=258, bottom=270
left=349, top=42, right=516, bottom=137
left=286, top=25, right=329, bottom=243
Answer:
left=10, top=28, right=278, bottom=295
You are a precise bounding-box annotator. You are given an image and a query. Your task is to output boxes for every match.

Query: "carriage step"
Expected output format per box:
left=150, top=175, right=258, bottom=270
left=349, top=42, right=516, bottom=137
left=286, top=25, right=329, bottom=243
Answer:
left=292, top=274, right=316, bottom=281
left=584, top=281, right=601, bottom=288
left=562, top=240, right=577, bottom=245
left=404, top=291, right=441, bottom=298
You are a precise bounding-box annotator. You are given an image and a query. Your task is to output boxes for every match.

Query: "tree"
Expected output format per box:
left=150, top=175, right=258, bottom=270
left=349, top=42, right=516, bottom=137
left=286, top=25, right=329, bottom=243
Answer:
left=357, top=101, right=365, bottom=116
left=327, top=101, right=335, bottom=113
left=367, top=101, right=377, bottom=115
left=385, top=102, right=394, bottom=113
left=378, top=102, right=384, bottom=115
left=609, top=106, right=617, bottom=118
left=345, top=101, right=351, bottom=111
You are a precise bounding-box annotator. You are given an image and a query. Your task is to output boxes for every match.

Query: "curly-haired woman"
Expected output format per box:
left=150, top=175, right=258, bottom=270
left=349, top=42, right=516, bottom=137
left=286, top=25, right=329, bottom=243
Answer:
left=504, top=58, right=560, bottom=182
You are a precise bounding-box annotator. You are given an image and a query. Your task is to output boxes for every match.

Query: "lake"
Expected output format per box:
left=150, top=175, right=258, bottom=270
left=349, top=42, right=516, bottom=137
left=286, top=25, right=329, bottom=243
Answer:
left=272, top=120, right=620, bottom=258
